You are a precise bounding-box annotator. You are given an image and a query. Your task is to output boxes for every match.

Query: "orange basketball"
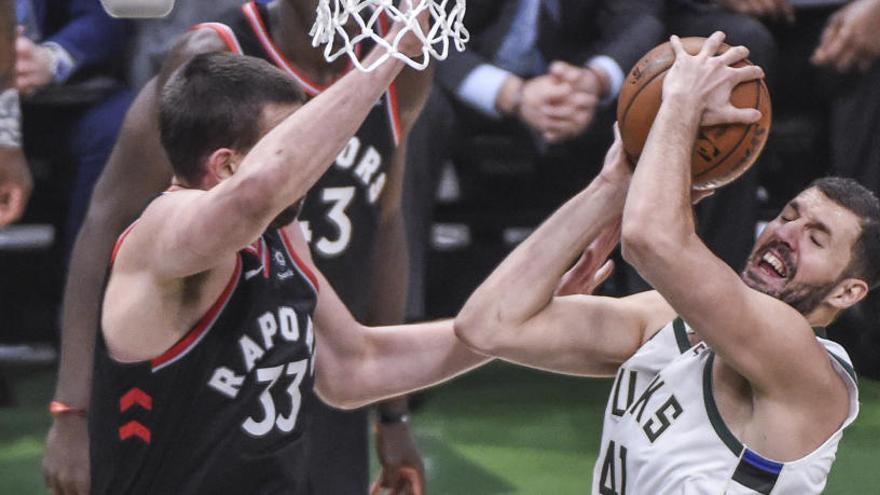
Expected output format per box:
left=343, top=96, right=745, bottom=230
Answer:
left=616, top=37, right=772, bottom=190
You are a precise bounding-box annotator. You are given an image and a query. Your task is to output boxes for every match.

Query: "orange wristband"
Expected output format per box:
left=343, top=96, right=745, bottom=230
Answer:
left=49, top=400, right=87, bottom=418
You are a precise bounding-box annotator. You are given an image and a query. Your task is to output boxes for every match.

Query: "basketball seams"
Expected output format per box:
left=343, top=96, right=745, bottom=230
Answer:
left=692, top=80, right=760, bottom=178
left=619, top=58, right=671, bottom=158
left=692, top=79, right=769, bottom=185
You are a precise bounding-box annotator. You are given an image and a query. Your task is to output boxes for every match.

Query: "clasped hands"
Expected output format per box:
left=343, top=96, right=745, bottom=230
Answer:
left=503, top=61, right=606, bottom=144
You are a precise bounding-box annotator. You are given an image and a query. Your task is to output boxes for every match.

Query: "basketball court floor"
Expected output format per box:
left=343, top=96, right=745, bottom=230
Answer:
left=1, top=363, right=878, bottom=493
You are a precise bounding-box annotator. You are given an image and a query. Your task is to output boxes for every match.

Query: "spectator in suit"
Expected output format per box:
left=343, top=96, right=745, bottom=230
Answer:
left=404, top=0, right=665, bottom=319
left=15, top=0, right=133, bottom=253
left=431, top=0, right=664, bottom=145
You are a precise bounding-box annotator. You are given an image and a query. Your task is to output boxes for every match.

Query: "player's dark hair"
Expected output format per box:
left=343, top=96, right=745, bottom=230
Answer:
left=811, top=177, right=880, bottom=289
left=159, top=52, right=305, bottom=185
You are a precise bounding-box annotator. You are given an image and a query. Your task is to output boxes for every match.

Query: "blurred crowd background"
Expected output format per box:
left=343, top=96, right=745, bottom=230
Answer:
left=1, top=0, right=879, bottom=487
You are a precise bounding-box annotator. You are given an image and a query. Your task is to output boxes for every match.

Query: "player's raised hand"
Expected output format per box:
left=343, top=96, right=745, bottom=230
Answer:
left=664, top=32, right=764, bottom=127
left=555, top=220, right=620, bottom=296
left=597, top=123, right=632, bottom=186
left=371, top=421, right=425, bottom=495
left=389, top=0, right=431, bottom=59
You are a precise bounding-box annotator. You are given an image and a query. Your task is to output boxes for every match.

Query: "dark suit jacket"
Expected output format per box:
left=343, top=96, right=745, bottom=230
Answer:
left=30, top=0, right=130, bottom=79
left=437, top=0, right=664, bottom=95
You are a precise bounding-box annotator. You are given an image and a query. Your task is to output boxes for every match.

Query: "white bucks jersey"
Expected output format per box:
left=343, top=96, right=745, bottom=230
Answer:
left=592, top=318, right=859, bottom=495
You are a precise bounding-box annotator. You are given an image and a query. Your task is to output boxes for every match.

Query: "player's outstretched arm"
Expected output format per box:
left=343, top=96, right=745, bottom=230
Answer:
left=454, top=130, right=672, bottom=377
left=129, top=25, right=427, bottom=280
left=620, top=33, right=843, bottom=402
left=279, top=224, right=489, bottom=410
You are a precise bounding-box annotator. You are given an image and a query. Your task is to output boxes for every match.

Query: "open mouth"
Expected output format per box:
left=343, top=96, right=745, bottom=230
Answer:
left=758, top=250, right=787, bottom=278
left=753, top=244, right=794, bottom=281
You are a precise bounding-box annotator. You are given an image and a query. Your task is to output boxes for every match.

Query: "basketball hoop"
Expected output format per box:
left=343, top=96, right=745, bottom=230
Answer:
left=310, top=0, right=469, bottom=73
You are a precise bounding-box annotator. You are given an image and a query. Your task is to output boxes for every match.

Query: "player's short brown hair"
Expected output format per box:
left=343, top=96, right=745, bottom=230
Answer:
left=811, top=177, right=880, bottom=289
left=159, top=52, right=304, bottom=185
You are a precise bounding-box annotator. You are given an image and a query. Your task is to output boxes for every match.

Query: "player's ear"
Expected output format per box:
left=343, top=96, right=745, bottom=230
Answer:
left=205, top=148, right=237, bottom=182
left=826, top=277, right=868, bottom=311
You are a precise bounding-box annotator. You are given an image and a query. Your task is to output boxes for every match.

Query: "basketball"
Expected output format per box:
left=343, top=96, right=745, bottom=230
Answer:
left=616, top=37, right=772, bottom=190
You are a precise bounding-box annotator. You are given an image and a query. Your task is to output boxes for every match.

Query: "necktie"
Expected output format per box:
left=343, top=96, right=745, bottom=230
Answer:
left=494, top=0, right=544, bottom=76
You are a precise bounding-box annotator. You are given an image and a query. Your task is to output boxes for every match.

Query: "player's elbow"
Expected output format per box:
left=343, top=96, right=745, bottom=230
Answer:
left=314, top=368, right=371, bottom=410
left=315, top=387, right=367, bottom=410
left=454, top=305, right=503, bottom=356
left=621, top=211, right=681, bottom=263
left=621, top=220, right=656, bottom=267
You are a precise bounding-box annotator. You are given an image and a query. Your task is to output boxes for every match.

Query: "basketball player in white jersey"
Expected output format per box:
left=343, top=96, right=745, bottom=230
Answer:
left=456, top=32, right=872, bottom=494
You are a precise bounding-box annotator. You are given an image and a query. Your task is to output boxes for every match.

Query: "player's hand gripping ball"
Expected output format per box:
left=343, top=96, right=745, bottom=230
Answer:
left=616, top=37, right=772, bottom=191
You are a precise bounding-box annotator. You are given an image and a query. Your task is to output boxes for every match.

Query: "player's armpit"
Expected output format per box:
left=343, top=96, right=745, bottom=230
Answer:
left=456, top=290, right=672, bottom=377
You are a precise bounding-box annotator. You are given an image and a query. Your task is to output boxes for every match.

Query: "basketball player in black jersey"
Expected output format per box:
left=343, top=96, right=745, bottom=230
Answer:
left=87, top=26, right=490, bottom=492
left=43, top=2, right=430, bottom=494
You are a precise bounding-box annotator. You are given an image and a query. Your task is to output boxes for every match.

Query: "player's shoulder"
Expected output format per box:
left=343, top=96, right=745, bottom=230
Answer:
left=114, top=190, right=202, bottom=266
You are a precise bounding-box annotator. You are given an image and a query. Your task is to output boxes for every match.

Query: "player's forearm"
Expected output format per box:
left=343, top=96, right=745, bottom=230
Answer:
left=235, top=43, right=408, bottom=222
left=328, top=320, right=490, bottom=409
left=455, top=176, right=626, bottom=352
left=366, top=214, right=409, bottom=325
left=621, top=95, right=701, bottom=267
left=54, top=211, right=129, bottom=406
left=366, top=212, right=412, bottom=416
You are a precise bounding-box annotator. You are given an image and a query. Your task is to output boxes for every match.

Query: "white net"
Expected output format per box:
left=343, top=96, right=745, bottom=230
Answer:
left=310, top=0, right=469, bottom=72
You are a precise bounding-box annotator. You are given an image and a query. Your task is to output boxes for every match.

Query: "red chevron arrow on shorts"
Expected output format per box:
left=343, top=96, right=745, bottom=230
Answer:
left=118, top=421, right=151, bottom=444
left=119, top=387, right=153, bottom=412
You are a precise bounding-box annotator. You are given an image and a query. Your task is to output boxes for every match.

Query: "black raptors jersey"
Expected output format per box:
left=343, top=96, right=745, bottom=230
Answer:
left=199, top=1, right=401, bottom=320
left=90, top=228, right=320, bottom=494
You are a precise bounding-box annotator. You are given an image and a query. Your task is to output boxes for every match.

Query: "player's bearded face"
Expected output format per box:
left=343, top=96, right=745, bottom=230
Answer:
left=740, top=189, right=861, bottom=316
left=741, top=239, right=837, bottom=315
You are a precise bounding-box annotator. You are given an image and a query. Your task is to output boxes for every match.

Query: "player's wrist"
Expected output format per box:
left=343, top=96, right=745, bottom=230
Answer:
left=661, top=91, right=705, bottom=119
left=378, top=408, right=410, bottom=425
left=49, top=400, right=88, bottom=419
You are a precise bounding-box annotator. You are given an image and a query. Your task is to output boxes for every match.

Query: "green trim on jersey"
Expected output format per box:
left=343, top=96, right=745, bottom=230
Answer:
left=673, top=318, right=690, bottom=353
left=703, top=353, right=744, bottom=456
